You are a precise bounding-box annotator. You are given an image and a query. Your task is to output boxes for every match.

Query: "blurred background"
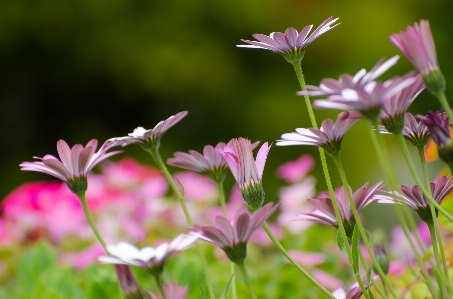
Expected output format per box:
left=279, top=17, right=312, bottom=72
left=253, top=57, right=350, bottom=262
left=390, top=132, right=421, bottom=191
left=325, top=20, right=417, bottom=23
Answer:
left=1, top=0, right=452, bottom=227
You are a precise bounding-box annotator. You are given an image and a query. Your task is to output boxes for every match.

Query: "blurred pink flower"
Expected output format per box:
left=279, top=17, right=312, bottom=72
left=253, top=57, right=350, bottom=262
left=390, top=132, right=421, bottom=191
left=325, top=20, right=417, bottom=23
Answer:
left=148, top=284, right=188, bottom=299
left=60, top=244, right=105, bottom=270
left=313, top=270, right=342, bottom=290
left=276, top=154, right=314, bottom=183
left=286, top=250, right=326, bottom=268
left=173, top=172, right=218, bottom=202
left=250, top=222, right=283, bottom=246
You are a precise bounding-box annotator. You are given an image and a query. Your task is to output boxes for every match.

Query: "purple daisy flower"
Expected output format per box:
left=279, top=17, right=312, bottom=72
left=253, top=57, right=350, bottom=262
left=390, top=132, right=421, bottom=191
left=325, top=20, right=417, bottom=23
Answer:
left=277, top=111, right=361, bottom=156
left=391, top=20, right=445, bottom=93
left=110, top=111, right=188, bottom=150
left=20, top=139, right=121, bottom=194
left=192, top=202, right=279, bottom=263
left=377, top=176, right=453, bottom=223
left=114, top=265, right=143, bottom=299
left=237, top=16, right=339, bottom=63
left=296, top=182, right=386, bottom=237
left=417, top=110, right=450, bottom=148
left=379, top=112, right=430, bottom=148
left=217, top=138, right=271, bottom=210
left=379, top=74, right=425, bottom=133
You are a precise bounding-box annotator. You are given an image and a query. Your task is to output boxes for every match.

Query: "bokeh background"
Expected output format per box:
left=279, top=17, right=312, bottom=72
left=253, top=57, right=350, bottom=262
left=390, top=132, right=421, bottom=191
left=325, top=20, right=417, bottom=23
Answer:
left=1, top=0, right=452, bottom=226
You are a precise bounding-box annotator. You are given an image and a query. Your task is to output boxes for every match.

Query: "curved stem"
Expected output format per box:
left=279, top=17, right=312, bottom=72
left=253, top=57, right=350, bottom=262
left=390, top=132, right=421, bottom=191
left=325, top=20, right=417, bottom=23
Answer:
left=262, top=222, right=336, bottom=299
left=292, top=61, right=353, bottom=262
left=236, top=261, right=258, bottom=299
left=215, top=178, right=237, bottom=299
left=332, top=155, right=396, bottom=299
left=148, top=148, right=215, bottom=299
left=78, top=193, right=107, bottom=251
left=436, top=91, right=453, bottom=124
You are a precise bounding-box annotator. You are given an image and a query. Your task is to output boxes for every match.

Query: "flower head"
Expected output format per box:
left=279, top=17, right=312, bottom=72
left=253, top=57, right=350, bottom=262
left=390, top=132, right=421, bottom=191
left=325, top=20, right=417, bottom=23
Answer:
left=296, top=182, right=386, bottom=237
left=192, top=202, right=279, bottom=263
left=110, top=111, right=188, bottom=150
left=277, top=111, right=361, bottom=156
left=98, top=234, right=198, bottom=275
left=114, top=265, right=143, bottom=299
left=237, top=16, right=339, bottom=63
left=379, top=74, right=425, bottom=133
left=167, top=142, right=228, bottom=181
left=147, top=284, right=188, bottom=299
left=372, top=244, right=389, bottom=275
left=20, top=139, right=121, bottom=195
left=379, top=113, right=430, bottom=147
left=391, top=20, right=445, bottom=93
left=377, top=175, right=453, bottom=223
left=217, top=138, right=271, bottom=210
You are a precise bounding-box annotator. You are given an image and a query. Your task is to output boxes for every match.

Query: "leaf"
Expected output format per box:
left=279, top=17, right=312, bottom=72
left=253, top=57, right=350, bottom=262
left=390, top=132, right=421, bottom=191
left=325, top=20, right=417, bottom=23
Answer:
left=336, top=229, right=347, bottom=254
left=219, top=275, right=234, bottom=299
left=351, top=225, right=360, bottom=274
left=198, top=285, right=206, bottom=299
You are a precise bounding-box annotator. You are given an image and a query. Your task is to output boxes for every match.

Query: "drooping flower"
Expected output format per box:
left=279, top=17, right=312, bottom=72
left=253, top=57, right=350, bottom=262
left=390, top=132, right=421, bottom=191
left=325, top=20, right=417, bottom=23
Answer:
left=379, top=74, right=425, bottom=133
left=237, top=16, right=339, bottom=63
left=114, top=265, right=144, bottom=299
left=417, top=110, right=453, bottom=164
left=277, top=111, right=361, bottom=156
left=110, top=111, right=188, bottom=150
left=167, top=142, right=228, bottom=181
left=20, top=139, right=121, bottom=195
left=300, top=56, right=400, bottom=97
left=296, top=182, right=386, bottom=237
left=147, top=284, right=188, bottom=299
left=217, top=138, right=271, bottom=210
left=98, top=234, right=198, bottom=276
left=377, top=175, right=453, bottom=223
left=379, top=112, right=430, bottom=148
left=372, top=244, right=389, bottom=275
left=312, top=74, right=417, bottom=121
left=192, top=202, right=279, bottom=263
left=390, top=20, right=445, bottom=94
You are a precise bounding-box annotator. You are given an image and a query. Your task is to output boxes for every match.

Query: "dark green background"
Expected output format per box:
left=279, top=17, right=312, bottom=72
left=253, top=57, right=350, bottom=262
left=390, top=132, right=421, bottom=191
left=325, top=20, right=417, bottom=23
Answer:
left=1, top=0, right=451, bottom=213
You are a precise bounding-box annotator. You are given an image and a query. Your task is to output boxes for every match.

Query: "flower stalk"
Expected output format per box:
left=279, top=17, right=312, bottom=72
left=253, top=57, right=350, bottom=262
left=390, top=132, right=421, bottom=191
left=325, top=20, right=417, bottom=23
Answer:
left=236, top=261, right=257, bottom=299
left=78, top=192, right=107, bottom=251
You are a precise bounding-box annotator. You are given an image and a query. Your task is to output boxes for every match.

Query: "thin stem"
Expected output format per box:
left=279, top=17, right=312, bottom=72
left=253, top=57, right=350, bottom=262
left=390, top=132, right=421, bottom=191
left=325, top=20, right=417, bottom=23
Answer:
left=215, top=178, right=237, bottom=299
left=357, top=250, right=389, bottom=299
left=262, top=222, right=336, bottom=299
left=236, top=261, right=258, bottom=299
left=154, top=275, right=168, bottom=299
left=436, top=91, right=453, bottom=124
left=427, top=221, right=444, bottom=276
left=332, top=155, right=397, bottom=299
left=292, top=61, right=353, bottom=264
left=77, top=193, right=107, bottom=251
left=148, top=147, right=215, bottom=299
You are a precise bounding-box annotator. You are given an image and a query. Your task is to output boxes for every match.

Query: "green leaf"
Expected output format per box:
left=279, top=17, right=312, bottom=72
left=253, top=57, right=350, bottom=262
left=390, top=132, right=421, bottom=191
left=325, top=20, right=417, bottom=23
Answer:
left=336, top=229, right=347, bottom=254
left=198, top=285, right=206, bottom=299
left=219, top=275, right=234, bottom=299
left=351, top=225, right=360, bottom=274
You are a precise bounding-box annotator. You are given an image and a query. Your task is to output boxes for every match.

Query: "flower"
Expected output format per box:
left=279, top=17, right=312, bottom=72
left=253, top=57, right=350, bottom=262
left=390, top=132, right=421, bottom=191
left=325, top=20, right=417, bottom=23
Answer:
left=377, top=175, right=453, bottom=223
left=300, top=56, right=400, bottom=97
left=333, top=276, right=378, bottom=299
left=296, top=182, right=386, bottom=237
left=277, top=111, right=361, bottom=156
left=19, top=139, right=121, bottom=195
left=147, top=284, right=188, bottom=299
left=217, top=138, right=271, bottom=210
left=237, top=16, right=339, bottom=63
left=114, top=265, right=143, bottom=299
left=110, top=111, right=188, bottom=150
left=379, top=74, right=425, bottom=133
left=98, top=234, right=198, bottom=275
left=276, top=154, right=314, bottom=183
left=390, top=20, right=445, bottom=93
left=372, top=244, right=389, bottom=275
left=313, top=75, right=416, bottom=121
left=379, top=112, right=430, bottom=148
left=417, top=110, right=453, bottom=164
left=167, top=142, right=228, bottom=181
left=192, top=202, right=279, bottom=263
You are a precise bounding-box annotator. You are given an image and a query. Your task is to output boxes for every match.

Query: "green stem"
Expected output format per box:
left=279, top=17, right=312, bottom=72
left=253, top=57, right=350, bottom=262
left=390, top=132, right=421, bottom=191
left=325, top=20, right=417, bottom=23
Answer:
left=215, top=178, right=237, bottom=299
left=154, top=275, right=168, bottom=299
left=77, top=193, right=107, bottom=251
left=427, top=222, right=444, bottom=275
left=236, top=261, right=258, bottom=299
left=332, top=155, right=396, bottom=299
left=357, top=251, right=389, bottom=299
left=148, top=147, right=215, bottom=299
left=262, top=222, right=336, bottom=299
left=292, top=61, right=353, bottom=266
left=436, top=91, right=453, bottom=124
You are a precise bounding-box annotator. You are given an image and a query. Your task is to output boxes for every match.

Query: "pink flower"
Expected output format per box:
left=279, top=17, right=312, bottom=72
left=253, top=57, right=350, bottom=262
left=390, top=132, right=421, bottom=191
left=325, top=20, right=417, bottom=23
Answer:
left=172, top=172, right=218, bottom=203
left=238, top=16, right=339, bottom=63
left=192, top=202, right=279, bottom=263
left=286, top=250, right=326, bottom=268
left=147, top=284, right=188, bottom=299
left=217, top=138, right=271, bottom=210
left=276, top=154, right=314, bottom=183
left=20, top=139, right=121, bottom=194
